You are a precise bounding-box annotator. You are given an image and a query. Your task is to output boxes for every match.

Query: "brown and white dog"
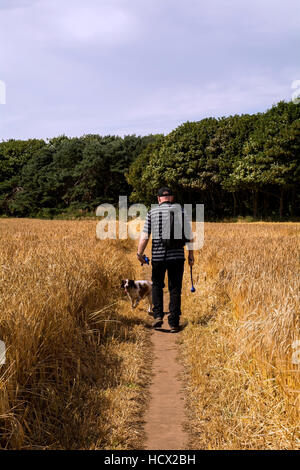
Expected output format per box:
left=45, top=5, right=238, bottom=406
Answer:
left=121, top=279, right=152, bottom=313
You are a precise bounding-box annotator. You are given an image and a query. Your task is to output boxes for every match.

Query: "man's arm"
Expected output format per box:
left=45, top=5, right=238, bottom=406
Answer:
left=137, top=210, right=151, bottom=264
left=183, top=210, right=194, bottom=266
left=188, top=248, right=194, bottom=266
left=137, top=232, right=149, bottom=263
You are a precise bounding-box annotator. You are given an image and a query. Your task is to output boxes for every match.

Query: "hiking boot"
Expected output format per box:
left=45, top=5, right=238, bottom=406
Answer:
left=169, top=325, right=180, bottom=333
left=152, top=317, right=163, bottom=329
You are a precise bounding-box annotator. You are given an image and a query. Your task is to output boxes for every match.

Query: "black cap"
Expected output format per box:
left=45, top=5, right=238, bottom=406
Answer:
left=157, top=187, right=173, bottom=197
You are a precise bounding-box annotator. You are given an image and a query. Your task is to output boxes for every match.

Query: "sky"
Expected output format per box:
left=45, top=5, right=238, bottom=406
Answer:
left=0, top=0, right=300, bottom=140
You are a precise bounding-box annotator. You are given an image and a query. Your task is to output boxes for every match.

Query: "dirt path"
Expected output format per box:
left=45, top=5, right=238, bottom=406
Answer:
left=141, top=264, right=187, bottom=450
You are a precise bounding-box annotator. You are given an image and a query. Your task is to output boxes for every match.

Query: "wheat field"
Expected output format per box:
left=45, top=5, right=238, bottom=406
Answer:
left=181, top=222, right=300, bottom=449
left=0, top=219, right=299, bottom=449
left=0, top=219, right=150, bottom=449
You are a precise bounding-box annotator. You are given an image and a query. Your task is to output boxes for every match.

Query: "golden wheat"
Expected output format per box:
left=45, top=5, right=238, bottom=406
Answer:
left=1, top=219, right=299, bottom=449
left=181, top=222, right=300, bottom=449
left=0, top=218, right=149, bottom=449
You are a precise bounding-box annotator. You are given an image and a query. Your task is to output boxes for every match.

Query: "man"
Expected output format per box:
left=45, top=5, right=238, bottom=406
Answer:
left=137, top=187, right=194, bottom=332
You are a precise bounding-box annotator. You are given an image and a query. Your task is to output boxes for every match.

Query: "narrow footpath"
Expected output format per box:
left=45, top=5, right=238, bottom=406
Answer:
left=141, top=264, right=187, bottom=450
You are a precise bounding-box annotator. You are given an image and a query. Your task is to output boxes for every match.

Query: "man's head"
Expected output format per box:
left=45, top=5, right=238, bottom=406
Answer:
left=157, top=187, right=174, bottom=204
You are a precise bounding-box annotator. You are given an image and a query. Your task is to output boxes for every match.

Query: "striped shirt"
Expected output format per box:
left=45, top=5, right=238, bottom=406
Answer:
left=143, top=202, right=192, bottom=262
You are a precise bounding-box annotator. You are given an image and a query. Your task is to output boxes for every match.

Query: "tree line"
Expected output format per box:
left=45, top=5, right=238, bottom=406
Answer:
left=128, top=100, right=300, bottom=219
left=0, top=100, right=299, bottom=220
left=0, top=134, right=158, bottom=218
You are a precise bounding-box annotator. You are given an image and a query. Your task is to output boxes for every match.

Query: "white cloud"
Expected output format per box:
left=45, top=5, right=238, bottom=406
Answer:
left=121, top=72, right=297, bottom=125
left=0, top=0, right=37, bottom=10
left=55, top=2, right=140, bottom=44
left=0, top=0, right=300, bottom=139
left=0, top=0, right=140, bottom=50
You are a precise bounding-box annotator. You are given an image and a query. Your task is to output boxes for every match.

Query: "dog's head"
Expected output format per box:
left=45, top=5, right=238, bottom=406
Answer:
left=121, top=279, right=136, bottom=290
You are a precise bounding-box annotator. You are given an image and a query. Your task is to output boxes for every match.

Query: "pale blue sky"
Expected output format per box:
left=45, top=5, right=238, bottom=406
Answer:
left=0, top=0, right=300, bottom=140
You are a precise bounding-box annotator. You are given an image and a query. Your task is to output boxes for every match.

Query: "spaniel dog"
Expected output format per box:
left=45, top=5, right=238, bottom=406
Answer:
left=121, top=279, right=152, bottom=314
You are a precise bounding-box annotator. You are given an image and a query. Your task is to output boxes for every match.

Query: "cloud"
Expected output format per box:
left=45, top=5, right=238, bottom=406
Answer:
left=0, top=0, right=37, bottom=10
left=56, top=3, right=139, bottom=44
left=0, top=0, right=300, bottom=139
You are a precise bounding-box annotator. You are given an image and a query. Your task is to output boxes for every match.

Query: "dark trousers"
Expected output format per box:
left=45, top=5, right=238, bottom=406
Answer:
left=151, top=259, right=185, bottom=327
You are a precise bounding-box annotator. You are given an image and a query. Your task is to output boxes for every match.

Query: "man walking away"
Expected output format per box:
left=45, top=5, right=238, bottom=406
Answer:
left=137, top=187, right=194, bottom=332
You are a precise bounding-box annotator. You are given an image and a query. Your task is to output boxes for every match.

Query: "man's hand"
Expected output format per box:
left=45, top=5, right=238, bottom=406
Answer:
left=137, top=252, right=145, bottom=264
left=188, top=251, right=194, bottom=267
